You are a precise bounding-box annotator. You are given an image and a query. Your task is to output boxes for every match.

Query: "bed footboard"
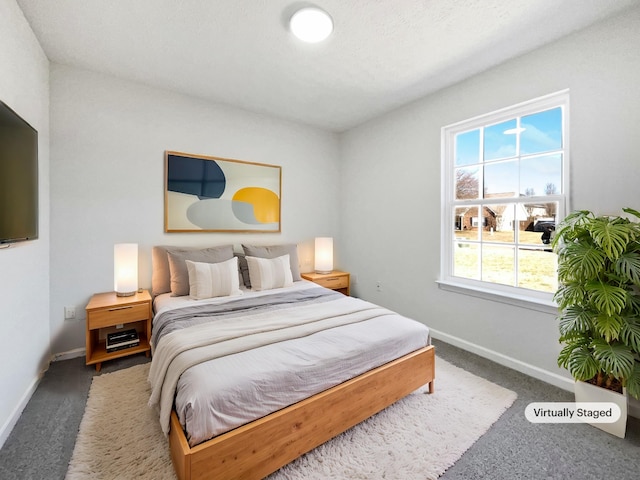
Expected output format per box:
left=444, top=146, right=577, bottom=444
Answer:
left=169, top=345, right=435, bottom=480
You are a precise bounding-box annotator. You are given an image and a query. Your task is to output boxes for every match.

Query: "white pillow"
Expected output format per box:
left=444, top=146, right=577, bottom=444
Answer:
left=186, top=257, right=243, bottom=300
left=246, top=254, right=294, bottom=291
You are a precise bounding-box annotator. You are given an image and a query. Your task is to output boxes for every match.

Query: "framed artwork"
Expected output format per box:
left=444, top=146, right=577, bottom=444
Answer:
left=164, top=151, right=281, bottom=233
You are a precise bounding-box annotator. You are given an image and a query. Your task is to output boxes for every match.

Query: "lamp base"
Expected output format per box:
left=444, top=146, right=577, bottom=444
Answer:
left=315, top=270, right=333, bottom=274
left=116, top=291, right=136, bottom=297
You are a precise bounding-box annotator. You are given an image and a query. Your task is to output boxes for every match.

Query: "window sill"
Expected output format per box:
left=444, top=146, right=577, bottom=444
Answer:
left=436, top=280, right=559, bottom=315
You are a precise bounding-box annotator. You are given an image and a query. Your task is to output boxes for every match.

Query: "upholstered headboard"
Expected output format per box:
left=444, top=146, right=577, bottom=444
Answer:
left=151, top=244, right=300, bottom=298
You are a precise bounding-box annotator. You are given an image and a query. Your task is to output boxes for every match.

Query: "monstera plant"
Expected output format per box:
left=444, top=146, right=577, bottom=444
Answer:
left=552, top=208, right=640, bottom=400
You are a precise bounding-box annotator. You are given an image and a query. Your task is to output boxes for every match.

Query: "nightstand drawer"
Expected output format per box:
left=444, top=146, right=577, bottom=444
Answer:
left=88, top=303, right=149, bottom=329
left=314, top=275, right=349, bottom=290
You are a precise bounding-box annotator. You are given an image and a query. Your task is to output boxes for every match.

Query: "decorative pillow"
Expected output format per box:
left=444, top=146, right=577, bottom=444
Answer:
left=166, top=245, right=234, bottom=296
left=241, top=244, right=301, bottom=281
left=245, top=254, right=294, bottom=291
left=186, top=257, right=242, bottom=300
left=152, top=246, right=175, bottom=297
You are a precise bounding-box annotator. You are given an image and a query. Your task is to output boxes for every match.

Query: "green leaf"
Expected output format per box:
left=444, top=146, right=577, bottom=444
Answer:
left=586, top=282, right=628, bottom=316
left=566, top=344, right=600, bottom=381
left=613, top=252, right=640, bottom=286
left=554, top=283, right=587, bottom=310
left=558, top=242, right=606, bottom=281
left=552, top=210, right=593, bottom=250
left=620, top=317, right=640, bottom=352
left=592, top=313, right=625, bottom=342
left=624, top=362, right=640, bottom=400
left=558, top=337, right=589, bottom=368
left=558, top=306, right=593, bottom=337
left=591, top=338, right=635, bottom=379
left=589, top=219, right=633, bottom=261
left=622, top=207, right=640, bottom=221
left=629, top=294, right=640, bottom=316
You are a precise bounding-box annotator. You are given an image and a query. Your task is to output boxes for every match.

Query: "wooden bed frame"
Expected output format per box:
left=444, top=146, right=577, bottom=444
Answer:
left=168, top=344, right=435, bottom=480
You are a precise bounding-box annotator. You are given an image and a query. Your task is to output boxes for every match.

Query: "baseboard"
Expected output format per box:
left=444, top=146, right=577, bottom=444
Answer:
left=430, top=328, right=574, bottom=390
left=51, top=347, right=85, bottom=362
left=0, top=372, right=43, bottom=450
left=0, top=348, right=86, bottom=449
left=430, top=329, right=640, bottom=420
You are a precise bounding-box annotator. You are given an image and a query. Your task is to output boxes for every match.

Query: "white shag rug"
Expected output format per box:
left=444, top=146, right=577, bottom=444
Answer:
left=66, top=358, right=516, bottom=480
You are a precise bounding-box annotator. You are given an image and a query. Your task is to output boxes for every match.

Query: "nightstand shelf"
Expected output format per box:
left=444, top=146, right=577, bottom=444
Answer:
left=85, top=290, right=152, bottom=371
left=301, top=271, right=350, bottom=296
left=89, top=330, right=151, bottom=364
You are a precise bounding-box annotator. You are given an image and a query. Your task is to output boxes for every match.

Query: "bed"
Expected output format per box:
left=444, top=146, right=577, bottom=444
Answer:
left=149, top=244, right=435, bottom=480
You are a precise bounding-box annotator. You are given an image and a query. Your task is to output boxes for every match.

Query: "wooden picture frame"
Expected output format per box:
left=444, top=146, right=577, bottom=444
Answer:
left=165, top=151, right=281, bottom=233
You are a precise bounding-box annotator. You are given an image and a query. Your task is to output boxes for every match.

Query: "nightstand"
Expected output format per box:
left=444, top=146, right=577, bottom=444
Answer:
left=301, top=271, right=350, bottom=296
left=85, top=290, right=152, bottom=371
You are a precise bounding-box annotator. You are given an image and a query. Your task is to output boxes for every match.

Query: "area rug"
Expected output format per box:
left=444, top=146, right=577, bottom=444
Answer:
left=66, top=358, right=516, bottom=480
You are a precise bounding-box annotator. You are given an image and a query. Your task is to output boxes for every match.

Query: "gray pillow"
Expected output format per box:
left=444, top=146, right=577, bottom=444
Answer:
left=151, top=246, right=175, bottom=297
left=167, top=245, right=235, bottom=296
left=235, top=253, right=251, bottom=288
left=241, top=244, right=302, bottom=281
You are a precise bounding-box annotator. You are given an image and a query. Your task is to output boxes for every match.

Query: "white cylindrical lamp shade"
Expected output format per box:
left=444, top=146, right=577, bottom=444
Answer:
left=315, top=237, right=333, bottom=274
left=114, top=243, right=138, bottom=296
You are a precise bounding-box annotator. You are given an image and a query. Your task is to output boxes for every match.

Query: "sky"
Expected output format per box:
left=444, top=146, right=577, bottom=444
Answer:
left=455, top=107, right=563, bottom=198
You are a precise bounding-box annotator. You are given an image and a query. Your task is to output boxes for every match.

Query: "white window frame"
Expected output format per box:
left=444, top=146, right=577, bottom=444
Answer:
left=439, top=90, right=570, bottom=313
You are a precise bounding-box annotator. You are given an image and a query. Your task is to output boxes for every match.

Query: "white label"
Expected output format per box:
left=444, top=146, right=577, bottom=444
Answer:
left=525, top=402, right=621, bottom=423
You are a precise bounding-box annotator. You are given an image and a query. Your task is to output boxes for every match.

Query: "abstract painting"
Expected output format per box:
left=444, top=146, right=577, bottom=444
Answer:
left=165, top=151, right=281, bottom=232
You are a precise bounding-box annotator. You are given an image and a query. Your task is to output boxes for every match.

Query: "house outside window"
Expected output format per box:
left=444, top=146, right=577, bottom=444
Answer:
left=440, top=91, right=569, bottom=307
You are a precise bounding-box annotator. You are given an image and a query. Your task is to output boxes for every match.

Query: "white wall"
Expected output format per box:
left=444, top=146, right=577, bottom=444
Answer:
left=0, top=0, right=50, bottom=447
left=49, top=65, right=341, bottom=355
left=340, top=7, right=640, bottom=389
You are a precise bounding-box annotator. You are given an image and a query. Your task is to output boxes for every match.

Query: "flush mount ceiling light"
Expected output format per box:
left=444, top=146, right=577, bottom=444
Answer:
left=290, top=7, right=333, bottom=43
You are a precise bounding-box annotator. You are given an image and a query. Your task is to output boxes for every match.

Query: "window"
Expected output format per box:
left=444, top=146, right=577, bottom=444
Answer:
left=440, top=91, right=569, bottom=306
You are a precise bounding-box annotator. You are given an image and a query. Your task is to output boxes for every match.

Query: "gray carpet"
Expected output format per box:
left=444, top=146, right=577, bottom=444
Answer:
left=0, top=340, right=638, bottom=480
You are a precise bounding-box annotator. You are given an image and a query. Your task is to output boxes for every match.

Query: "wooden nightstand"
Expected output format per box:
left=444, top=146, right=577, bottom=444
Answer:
left=85, top=290, right=152, bottom=371
left=301, top=271, right=350, bottom=296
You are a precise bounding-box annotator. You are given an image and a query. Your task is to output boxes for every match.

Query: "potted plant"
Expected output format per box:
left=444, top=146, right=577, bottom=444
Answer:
left=552, top=208, right=640, bottom=437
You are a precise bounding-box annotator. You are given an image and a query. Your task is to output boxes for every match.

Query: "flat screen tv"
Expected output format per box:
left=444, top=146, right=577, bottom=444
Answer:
left=0, top=100, right=38, bottom=244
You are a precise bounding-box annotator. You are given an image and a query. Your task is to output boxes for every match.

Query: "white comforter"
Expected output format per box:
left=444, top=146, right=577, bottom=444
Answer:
left=149, top=282, right=430, bottom=446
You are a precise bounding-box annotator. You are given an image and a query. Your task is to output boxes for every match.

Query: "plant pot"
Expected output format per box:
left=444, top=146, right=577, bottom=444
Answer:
left=574, top=380, right=627, bottom=438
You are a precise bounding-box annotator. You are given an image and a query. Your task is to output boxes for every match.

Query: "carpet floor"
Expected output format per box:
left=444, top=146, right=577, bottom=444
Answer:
left=66, top=358, right=516, bottom=480
left=1, top=339, right=639, bottom=479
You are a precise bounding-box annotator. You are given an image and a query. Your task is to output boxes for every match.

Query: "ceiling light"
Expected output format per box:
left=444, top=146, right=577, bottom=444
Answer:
left=290, top=7, right=333, bottom=43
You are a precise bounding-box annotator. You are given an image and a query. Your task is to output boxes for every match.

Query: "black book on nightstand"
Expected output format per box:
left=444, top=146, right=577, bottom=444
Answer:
left=106, top=329, right=139, bottom=352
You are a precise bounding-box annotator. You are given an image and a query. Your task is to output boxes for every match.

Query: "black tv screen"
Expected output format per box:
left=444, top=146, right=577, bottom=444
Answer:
left=0, top=100, right=38, bottom=244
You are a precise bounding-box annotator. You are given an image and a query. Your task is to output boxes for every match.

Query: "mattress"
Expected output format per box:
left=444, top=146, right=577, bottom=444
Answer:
left=150, top=281, right=430, bottom=447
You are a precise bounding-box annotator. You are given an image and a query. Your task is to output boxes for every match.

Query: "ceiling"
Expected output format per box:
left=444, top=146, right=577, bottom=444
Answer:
left=16, top=0, right=638, bottom=132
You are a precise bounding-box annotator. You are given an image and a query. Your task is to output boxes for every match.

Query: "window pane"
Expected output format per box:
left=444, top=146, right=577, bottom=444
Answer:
left=520, top=202, right=558, bottom=246
left=455, top=129, right=480, bottom=166
left=454, top=206, right=480, bottom=240
left=520, top=108, right=562, bottom=155
left=484, top=120, right=517, bottom=161
left=454, top=242, right=479, bottom=280
left=481, top=245, right=514, bottom=286
left=481, top=204, right=524, bottom=243
left=455, top=167, right=480, bottom=199
left=518, top=247, right=558, bottom=292
left=520, top=154, right=562, bottom=197
left=484, top=160, right=518, bottom=198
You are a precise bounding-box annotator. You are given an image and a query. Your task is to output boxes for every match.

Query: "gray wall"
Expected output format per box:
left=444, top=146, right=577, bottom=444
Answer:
left=340, top=7, right=640, bottom=395
left=0, top=0, right=50, bottom=446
